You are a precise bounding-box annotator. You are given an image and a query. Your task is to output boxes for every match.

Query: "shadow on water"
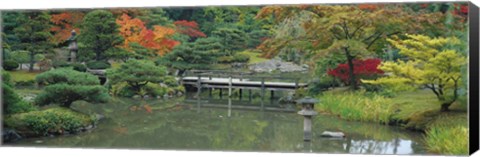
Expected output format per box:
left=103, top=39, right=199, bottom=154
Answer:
left=6, top=91, right=428, bottom=155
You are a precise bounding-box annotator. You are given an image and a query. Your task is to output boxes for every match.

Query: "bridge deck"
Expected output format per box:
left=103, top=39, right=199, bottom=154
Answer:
left=181, top=76, right=307, bottom=91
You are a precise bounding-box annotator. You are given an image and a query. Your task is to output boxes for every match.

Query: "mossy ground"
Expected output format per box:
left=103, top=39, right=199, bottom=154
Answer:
left=9, top=70, right=40, bottom=82
left=238, top=50, right=269, bottom=65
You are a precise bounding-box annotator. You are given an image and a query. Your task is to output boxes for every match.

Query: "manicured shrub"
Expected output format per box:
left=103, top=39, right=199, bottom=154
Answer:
left=163, top=76, right=179, bottom=87
left=52, top=60, right=70, bottom=68
left=3, top=60, right=19, bottom=71
left=107, top=60, right=167, bottom=94
left=15, top=80, right=36, bottom=86
left=2, top=71, right=36, bottom=114
left=5, top=108, right=92, bottom=136
left=86, top=61, right=111, bottom=69
left=217, top=54, right=250, bottom=63
left=71, top=63, right=87, bottom=72
left=218, top=56, right=234, bottom=63
left=232, top=53, right=250, bottom=63
left=308, top=76, right=340, bottom=94
left=35, top=68, right=109, bottom=108
left=144, top=83, right=167, bottom=97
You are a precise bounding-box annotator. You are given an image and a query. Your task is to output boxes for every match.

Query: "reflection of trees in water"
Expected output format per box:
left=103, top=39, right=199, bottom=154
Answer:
left=341, top=138, right=413, bottom=154
left=14, top=98, right=424, bottom=154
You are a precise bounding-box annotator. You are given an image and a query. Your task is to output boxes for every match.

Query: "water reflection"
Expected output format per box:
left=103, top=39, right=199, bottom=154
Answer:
left=6, top=95, right=427, bottom=155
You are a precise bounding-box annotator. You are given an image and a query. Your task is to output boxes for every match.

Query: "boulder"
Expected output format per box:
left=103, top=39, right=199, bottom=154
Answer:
left=249, top=58, right=308, bottom=73
left=95, top=114, right=105, bottom=121
left=320, top=131, right=345, bottom=138
left=2, top=128, right=22, bottom=142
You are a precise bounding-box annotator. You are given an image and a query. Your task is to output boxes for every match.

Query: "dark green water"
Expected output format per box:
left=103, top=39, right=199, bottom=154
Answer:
left=6, top=94, right=428, bottom=155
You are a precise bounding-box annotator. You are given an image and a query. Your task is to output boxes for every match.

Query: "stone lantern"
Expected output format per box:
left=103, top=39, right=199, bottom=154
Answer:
left=296, top=97, right=319, bottom=141
left=68, top=30, right=78, bottom=63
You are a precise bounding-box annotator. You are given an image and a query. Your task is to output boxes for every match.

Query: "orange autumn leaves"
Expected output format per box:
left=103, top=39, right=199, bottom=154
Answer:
left=116, top=13, right=179, bottom=56
left=50, top=11, right=84, bottom=44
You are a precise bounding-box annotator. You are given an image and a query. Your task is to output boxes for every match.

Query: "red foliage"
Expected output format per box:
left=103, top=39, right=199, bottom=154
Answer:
left=327, top=58, right=384, bottom=85
left=174, top=20, right=206, bottom=38
left=116, top=14, right=180, bottom=56
left=50, top=11, right=84, bottom=44
left=358, top=4, right=378, bottom=11
left=420, top=3, right=429, bottom=8
left=453, top=4, right=469, bottom=15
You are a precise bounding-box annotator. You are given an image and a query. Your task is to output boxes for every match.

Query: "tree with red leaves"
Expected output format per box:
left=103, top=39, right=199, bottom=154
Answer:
left=116, top=13, right=179, bottom=56
left=50, top=11, right=85, bottom=45
left=174, top=20, right=206, bottom=39
left=327, top=58, right=384, bottom=85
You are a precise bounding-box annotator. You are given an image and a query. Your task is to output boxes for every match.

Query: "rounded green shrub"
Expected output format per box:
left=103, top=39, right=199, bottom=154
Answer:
left=218, top=56, right=234, bottom=63
left=15, top=80, right=36, bottom=86
left=163, top=76, right=179, bottom=87
left=52, top=60, right=70, bottom=68
left=232, top=54, right=250, bottom=63
left=8, top=108, right=91, bottom=136
left=86, top=61, right=111, bottom=69
left=3, top=60, right=19, bottom=71
left=71, top=63, right=87, bottom=72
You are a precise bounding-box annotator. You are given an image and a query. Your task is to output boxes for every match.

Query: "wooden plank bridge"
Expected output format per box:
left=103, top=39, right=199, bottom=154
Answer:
left=179, top=70, right=309, bottom=99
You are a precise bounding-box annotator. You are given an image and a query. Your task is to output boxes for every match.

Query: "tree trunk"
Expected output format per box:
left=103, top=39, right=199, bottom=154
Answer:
left=440, top=102, right=452, bottom=112
left=96, top=52, right=101, bottom=61
left=29, top=52, right=35, bottom=72
left=344, top=47, right=358, bottom=90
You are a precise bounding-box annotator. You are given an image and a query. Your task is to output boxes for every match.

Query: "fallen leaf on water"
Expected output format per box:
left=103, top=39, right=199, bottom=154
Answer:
left=129, top=106, right=138, bottom=111
left=143, top=104, right=152, bottom=113
left=113, top=127, right=128, bottom=134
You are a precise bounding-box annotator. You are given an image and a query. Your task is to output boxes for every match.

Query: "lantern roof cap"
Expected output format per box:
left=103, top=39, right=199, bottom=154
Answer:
left=296, top=97, right=319, bottom=104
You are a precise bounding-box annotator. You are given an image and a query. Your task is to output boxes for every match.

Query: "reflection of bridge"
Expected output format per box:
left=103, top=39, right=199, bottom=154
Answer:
left=179, top=70, right=308, bottom=99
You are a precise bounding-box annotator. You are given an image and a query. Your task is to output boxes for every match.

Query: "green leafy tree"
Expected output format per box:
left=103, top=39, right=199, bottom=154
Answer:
left=159, top=37, right=221, bottom=76
left=35, top=68, right=109, bottom=108
left=212, top=27, right=247, bottom=56
left=13, top=11, right=53, bottom=71
left=107, top=60, right=167, bottom=93
left=78, top=10, right=122, bottom=61
left=257, top=5, right=448, bottom=90
left=363, top=34, right=467, bottom=112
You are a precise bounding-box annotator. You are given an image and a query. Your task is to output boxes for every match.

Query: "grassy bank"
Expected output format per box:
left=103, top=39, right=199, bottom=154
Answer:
left=238, top=50, right=268, bottom=64
left=315, top=89, right=468, bottom=155
left=9, top=70, right=40, bottom=83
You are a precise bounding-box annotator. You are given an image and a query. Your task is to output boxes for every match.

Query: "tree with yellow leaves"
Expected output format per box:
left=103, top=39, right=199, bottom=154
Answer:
left=363, top=34, right=467, bottom=111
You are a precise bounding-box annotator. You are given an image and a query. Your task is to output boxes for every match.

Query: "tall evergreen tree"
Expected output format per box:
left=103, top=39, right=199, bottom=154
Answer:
left=12, top=11, right=53, bottom=72
left=78, top=10, right=122, bottom=61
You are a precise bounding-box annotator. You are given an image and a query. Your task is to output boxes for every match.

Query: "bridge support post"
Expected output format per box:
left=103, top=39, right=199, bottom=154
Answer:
left=219, top=88, right=223, bottom=99
left=196, top=75, right=201, bottom=97
left=239, top=89, right=243, bottom=100
left=270, top=90, right=274, bottom=99
left=209, top=88, right=212, bottom=98
left=248, top=89, right=252, bottom=102
left=261, top=77, right=265, bottom=111
left=261, top=78, right=265, bottom=100
left=228, top=76, right=232, bottom=98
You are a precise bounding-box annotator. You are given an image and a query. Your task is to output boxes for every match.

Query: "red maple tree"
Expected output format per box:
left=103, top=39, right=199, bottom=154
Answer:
left=50, top=11, right=84, bottom=44
left=116, top=13, right=180, bottom=56
left=327, top=58, right=384, bottom=85
left=174, top=20, right=206, bottom=38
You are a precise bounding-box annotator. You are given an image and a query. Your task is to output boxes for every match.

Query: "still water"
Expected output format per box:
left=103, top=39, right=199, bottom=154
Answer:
left=7, top=94, right=428, bottom=155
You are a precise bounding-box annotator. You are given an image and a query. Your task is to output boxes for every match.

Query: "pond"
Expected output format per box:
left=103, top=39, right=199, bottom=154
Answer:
left=5, top=92, right=429, bottom=155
